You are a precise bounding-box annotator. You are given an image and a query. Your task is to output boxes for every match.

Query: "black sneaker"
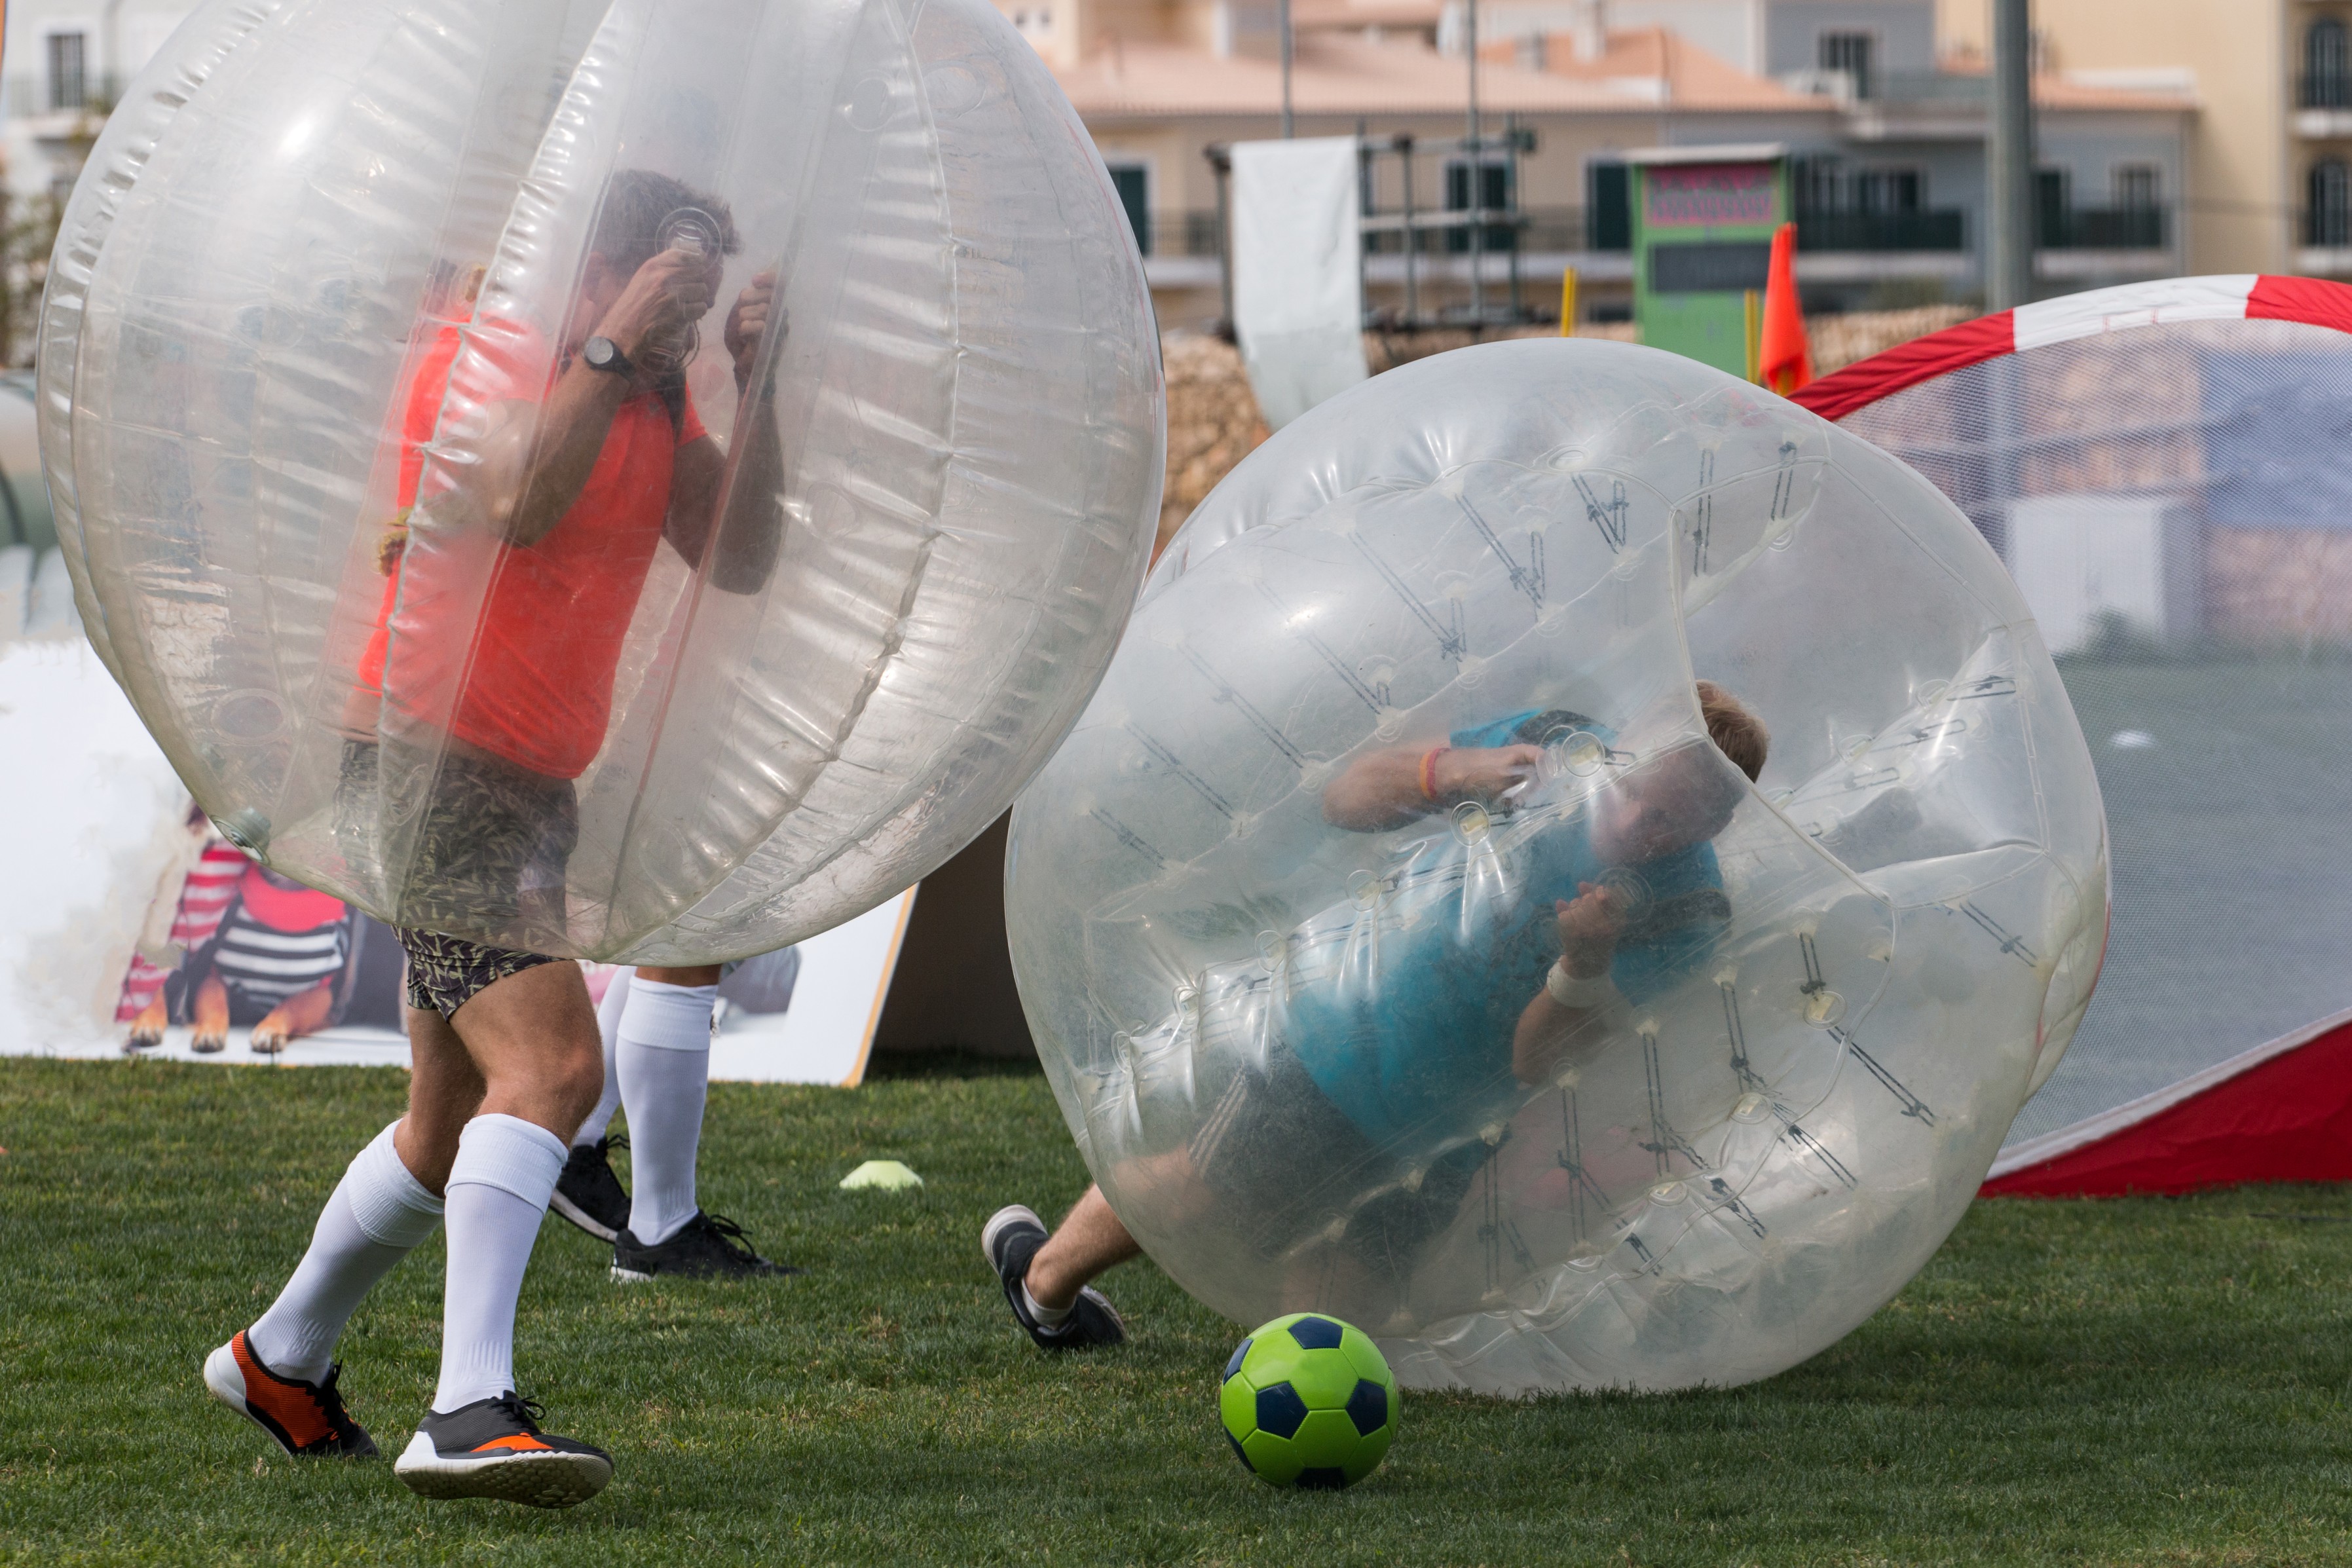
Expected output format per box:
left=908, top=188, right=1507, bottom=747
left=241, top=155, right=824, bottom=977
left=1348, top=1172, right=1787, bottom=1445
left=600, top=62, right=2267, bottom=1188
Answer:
left=203, top=1331, right=379, bottom=1457
left=550, top=1135, right=629, bottom=1243
left=981, top=1204, right=1127, bottom=1351
left=610, top=1211, right=799, bottom=1282
left=393, top=1392, right=611, bottom=1508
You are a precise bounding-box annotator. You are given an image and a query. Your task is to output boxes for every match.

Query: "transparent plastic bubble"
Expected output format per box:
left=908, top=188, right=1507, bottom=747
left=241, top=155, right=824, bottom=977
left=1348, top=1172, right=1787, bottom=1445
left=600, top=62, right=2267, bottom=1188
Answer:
left=1007, top=339, right=2107, bottom=1395
left=39, top=0, right=1161, bottom=961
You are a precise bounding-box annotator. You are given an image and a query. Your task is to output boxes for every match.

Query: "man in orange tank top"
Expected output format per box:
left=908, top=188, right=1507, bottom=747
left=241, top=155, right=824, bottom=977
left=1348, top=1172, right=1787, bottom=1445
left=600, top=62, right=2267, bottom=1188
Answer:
left=206, top=171, right=780, bottom=1508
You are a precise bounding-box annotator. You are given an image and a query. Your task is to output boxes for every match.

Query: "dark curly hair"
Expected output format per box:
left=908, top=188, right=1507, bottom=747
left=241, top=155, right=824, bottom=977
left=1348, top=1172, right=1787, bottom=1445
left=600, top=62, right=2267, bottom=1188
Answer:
left=589, top=169, right=741, bottom=274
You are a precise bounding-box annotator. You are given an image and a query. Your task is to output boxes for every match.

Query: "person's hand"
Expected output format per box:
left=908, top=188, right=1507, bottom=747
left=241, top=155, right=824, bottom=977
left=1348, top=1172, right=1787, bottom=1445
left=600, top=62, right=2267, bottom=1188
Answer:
left=1433, top=743, right=1542, bottom=803
left=724, top=269, right=781, bottom=390
left=593, top=248, right=717, bottom=364
left=1555, top=882, right=1624, bottom=974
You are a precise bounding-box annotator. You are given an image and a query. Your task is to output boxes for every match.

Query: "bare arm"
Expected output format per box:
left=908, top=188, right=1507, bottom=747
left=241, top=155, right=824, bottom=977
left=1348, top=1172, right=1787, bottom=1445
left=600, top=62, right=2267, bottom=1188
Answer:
left=465, top=248, right=714, bottom=548
left=1320, top=743, right=1544, bottom=831
left=662, top=270, right=785, bottom=595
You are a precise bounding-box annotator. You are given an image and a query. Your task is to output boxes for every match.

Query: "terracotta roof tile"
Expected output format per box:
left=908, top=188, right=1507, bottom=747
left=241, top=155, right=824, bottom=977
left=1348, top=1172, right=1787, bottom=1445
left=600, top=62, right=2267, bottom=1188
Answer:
left=1475, top=25, right=1829, bottom=111
left=1054, top=31, right=1665, bottom=117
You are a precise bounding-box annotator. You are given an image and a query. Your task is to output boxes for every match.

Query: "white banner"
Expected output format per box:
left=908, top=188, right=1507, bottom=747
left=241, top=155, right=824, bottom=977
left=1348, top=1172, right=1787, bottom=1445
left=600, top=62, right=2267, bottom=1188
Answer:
left=1231, top=136, right=1369, bottom=428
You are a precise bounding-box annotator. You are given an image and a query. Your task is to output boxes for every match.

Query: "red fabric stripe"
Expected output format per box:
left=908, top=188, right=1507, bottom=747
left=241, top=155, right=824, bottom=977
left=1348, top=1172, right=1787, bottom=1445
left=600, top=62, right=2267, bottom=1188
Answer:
left=2245, top=273, right=2352, bottom=337
left=1793, top=273, right=2352, bottom=1199
left=1789, top=310, right=2017, bottom=422
left=1981, top=1018, right=2352, bottom=1197
left=234, top=864, right=346, bottom=932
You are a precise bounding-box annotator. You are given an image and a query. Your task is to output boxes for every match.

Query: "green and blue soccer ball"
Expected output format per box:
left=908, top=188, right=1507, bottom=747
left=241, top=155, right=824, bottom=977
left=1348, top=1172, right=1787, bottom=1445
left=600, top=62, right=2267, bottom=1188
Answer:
left=1219, top=1313, right=1398, bottom=1488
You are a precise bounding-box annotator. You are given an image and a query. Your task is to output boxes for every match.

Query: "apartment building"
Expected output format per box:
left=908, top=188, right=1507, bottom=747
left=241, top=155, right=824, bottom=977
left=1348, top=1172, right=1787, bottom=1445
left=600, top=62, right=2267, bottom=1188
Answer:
left=1034, top=0, right=2192, bottom=322
left=0, top=1, right=199, bottom=204
left=0, top=0, right=2190, bottom=335
left=1938, top=0, right=2352, bottom=279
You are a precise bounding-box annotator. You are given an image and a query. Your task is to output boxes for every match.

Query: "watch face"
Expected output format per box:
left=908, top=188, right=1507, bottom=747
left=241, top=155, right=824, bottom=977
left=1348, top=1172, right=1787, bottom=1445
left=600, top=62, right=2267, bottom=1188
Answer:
left=586, top=336, right=618, bottom=369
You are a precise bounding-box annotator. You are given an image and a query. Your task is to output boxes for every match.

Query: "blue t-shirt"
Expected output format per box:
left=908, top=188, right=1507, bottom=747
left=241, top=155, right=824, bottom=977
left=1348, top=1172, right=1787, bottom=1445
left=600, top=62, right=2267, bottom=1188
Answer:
left=1280, top=713, right=1727, bottom=1148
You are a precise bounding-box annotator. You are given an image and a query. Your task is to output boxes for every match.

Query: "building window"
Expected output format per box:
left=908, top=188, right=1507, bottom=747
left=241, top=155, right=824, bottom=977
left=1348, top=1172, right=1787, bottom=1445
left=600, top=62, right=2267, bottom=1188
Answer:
left=1446, top=158, right=1512, bottom=253
left=1790, top=157, right=1958, bottom=251
left=2307, top=18, right=2351, bottom=109
left=1588, top=160, right=1630, bottom=252
left=1793, top=158, right=1922, bottom=215
left=2310, top=160, right=2352, bottom=247
left=47, top=31, right=88, bottom=112
left=1105, top=163, right=1149, bottom=257
left=2034, top=167, right=2070, bottom=244
left=2114, top=165, right=2161, bottom=211
left=1819, top=31, right=1875, bottom=100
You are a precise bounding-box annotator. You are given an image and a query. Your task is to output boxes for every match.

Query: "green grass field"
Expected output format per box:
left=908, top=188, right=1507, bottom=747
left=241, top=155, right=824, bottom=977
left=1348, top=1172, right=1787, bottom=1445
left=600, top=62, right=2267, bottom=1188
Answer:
left=4, top=1055, right=2352, bottom=1566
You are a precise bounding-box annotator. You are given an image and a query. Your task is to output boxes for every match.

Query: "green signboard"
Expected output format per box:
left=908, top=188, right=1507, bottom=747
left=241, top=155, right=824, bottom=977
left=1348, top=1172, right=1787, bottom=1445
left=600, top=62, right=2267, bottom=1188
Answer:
left=1630, top=147, right=1787, bottom=378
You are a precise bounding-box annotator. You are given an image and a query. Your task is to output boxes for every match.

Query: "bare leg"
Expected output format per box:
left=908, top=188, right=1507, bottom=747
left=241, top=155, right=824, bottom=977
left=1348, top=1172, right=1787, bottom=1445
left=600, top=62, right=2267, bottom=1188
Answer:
left=639, top=964, right=720, bottom=986
left=391, top=960, right=602, bottom=1193
left=393, top=1006, right=486, bottom=1195
left=1025, top=1185, right=1142, bottom=1311
left=449, top=960, right=604, bottom=1136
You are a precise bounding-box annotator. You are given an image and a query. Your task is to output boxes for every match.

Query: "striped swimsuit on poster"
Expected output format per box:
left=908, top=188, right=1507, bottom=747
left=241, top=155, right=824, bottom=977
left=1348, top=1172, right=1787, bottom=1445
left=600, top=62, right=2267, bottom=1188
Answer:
left=210, top=865, right=351, bottom=1012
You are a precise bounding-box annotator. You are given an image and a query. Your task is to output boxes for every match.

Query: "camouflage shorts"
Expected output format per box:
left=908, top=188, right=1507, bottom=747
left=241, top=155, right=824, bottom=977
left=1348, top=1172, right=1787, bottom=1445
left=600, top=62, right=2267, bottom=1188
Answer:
left=337, top=738, right=578, bottom=1015
left=393, top=927, right=565, bottom=1019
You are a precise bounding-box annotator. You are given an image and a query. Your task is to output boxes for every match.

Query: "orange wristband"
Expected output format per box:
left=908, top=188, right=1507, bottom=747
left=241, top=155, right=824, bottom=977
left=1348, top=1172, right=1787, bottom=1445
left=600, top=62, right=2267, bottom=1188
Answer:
left=1420, top=747, right=1450, bottom=801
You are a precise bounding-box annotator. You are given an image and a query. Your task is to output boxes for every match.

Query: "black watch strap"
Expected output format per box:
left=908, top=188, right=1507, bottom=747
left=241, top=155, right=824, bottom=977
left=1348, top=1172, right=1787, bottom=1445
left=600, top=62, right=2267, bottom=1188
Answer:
left=583, top=335, right=633, bottom=377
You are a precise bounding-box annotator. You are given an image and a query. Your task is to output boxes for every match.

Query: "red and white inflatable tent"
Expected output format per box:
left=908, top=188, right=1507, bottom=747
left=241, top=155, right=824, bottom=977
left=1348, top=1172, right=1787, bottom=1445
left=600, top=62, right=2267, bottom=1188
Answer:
left=1796, top=274, right=2352, bottom=1197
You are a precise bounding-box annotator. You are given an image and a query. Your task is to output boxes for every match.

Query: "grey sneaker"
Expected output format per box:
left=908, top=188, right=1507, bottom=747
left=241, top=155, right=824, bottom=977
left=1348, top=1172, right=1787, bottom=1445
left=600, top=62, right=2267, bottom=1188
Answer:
left=394, top=1392, right=610, bottom=1508
left=981, top=1204, right=1127, bottom=1351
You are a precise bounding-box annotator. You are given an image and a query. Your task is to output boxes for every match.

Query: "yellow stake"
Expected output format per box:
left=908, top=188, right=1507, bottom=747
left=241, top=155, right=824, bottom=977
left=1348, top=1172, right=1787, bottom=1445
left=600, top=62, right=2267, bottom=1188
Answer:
left=1743, top=289, right=1761, bottom=383
left=1559, top=267, right=1578, bottom=336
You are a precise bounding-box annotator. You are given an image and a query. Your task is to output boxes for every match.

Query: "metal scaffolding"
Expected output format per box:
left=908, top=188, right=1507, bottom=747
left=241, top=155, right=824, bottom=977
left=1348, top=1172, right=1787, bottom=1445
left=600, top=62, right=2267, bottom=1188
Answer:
left=1206, top=122, right=1543, bottom=335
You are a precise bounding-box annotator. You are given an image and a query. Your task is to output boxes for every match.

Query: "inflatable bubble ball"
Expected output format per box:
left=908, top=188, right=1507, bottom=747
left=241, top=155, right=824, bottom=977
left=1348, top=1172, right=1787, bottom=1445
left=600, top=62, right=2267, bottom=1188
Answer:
left=1006, top=339, right=2106, bottom=1396
left=38, top=0, right=1161, bottom=961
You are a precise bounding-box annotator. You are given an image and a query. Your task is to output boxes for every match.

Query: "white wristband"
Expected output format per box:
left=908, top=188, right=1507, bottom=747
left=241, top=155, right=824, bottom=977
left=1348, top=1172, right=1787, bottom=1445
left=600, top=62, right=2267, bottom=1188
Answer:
left=1547, top=960, right=1615, bottom=1009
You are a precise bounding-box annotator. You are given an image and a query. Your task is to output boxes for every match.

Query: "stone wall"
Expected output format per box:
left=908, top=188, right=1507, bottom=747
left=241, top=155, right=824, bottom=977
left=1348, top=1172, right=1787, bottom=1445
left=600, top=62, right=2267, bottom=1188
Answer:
left=1156, top=308, right=1975, bottom=555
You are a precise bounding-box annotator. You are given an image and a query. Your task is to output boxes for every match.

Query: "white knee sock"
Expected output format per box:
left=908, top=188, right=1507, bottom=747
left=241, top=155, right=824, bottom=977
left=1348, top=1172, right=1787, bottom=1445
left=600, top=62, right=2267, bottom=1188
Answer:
left=618, top=980, right=715, bottom=1247
left=572, top=969, right=633, bottom=1148
left=433, top=1113, right=567, bottom=1413
left=248, top=1121, right=443, bottom=1383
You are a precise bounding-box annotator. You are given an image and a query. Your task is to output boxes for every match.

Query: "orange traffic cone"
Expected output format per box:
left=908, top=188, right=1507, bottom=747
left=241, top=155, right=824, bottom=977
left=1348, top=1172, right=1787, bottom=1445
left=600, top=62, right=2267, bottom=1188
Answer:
left=1759, top=221, right=1812, bottom=395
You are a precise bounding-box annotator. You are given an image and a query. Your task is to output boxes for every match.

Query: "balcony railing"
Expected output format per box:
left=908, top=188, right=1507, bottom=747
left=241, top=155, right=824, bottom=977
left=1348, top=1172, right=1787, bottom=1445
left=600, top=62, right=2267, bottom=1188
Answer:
left=1137, top=206, right=1605, bottom=269
left=1795, top=209, right=1967, bottom=252
left=1358, top=208, right=1556, bottom=256
left=2037, top=206, right=2168, bottom=250
left=0, top=73, right=124, bottom=119
left=2304, top=205, right=2352, bottom=246
left=2304, top=73, right=2352, bottom=110
left=1129, top=210, right=1225, bottom=259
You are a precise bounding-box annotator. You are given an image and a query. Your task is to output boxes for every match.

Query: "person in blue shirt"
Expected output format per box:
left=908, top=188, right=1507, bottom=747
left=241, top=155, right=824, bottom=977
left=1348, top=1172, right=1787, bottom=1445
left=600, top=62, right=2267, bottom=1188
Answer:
left=980, top=682, right=1770, bottom=1351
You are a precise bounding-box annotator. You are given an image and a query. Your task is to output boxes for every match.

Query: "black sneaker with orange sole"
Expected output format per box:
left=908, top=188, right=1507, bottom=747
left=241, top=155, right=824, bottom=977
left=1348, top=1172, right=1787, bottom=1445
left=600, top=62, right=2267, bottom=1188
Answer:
left=202, top=1330, right=378, bottom=1457
left=394, top=1392, right=612, bottom=1508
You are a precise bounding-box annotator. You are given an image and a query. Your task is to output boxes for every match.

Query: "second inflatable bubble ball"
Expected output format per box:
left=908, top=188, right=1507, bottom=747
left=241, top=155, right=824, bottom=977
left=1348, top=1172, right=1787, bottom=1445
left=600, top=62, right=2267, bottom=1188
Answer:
left=1220, top=1314, right=1398, bottom=1489
left=1007, top=337, right=2107, bottom=1397
left=38, top=0, right=1161, bottom=961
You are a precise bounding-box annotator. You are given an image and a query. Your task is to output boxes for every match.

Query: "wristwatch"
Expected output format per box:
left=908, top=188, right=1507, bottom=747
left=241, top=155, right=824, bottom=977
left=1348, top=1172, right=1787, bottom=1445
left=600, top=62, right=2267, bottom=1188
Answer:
left=582, top=335, right=634, bottom=377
